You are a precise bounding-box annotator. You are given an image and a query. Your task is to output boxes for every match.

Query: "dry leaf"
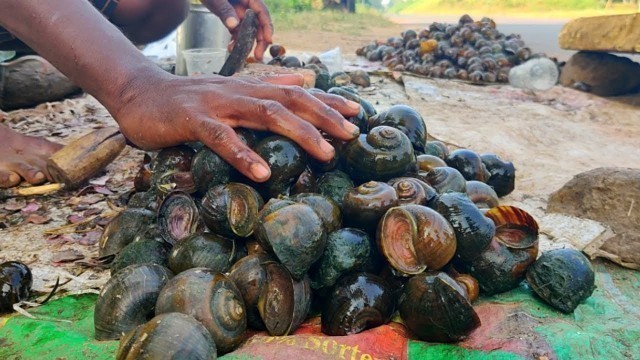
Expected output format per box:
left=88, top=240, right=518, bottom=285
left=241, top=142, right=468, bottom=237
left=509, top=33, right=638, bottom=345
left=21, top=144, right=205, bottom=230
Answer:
left=89, top=175, right=110, bottom=186
left=79, top=194, right=104, bottom=205
left=3, top=199, right=26, bottom=212
left=46, top=234, right=75, bottom=245
left=21, top=202, right=40, bottom=214
left=67, top=214, right=85, bottom=224
left=78, top=230, right=101, bottom=245
left=93, top=186, right=114, bottom=195
left=51, top=249, right=85, bottom=264
left=83, top=208, right=101, bottom=217
left=25, top=213, right=51, bottom=224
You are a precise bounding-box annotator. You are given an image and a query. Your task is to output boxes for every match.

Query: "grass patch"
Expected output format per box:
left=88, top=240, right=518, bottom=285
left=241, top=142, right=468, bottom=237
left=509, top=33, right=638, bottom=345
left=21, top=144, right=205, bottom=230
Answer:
left=272, top=8, right=394, bottom=35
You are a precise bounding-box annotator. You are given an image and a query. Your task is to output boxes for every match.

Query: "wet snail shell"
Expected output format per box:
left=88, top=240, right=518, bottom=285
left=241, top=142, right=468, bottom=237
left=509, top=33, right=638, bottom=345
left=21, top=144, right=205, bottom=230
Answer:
left=398, top=271, right=480, bottom=342
left=435, top=192, right=495, bottom=262
left=466, top=180, right=499, bottom=209
left=321, top=273, right=395, bottom=336
left=388, top=177, right=438, bottom=207
left=117, top=312, right=217, bottom=360
left=127, top=191, right=159, bottom=212
left=157, top=191, right=201, bottom=245
left=254, top=199, right=326, bottom=279
left=417, top=154, right=447, bottom=172
left=309, top=228, right=373, bottom=291
left=445, top=149, right=490, bottom=182
left=0, top=261, right=32, bottom=313
left=252, top=135, right=307, bottom=199
left=98, top=208, right=156, bottom=258
left=316, top=170, right=354, bottom=209
left=343, top=126, right=416, bottom=183
left=155, top=268, right=247, bottom=354
left=154, top=171, right=197, bottom=197
left=480, top=153, right=516, bottom=197
left=167, top=233, right=236, bottom=275
left=342, top=181, right=399, bottom=233
left=94, top=264, right=173, bottom=340
left=228, top=253, right=274, bottom=330
left=366, top=105, right=428, bottom=154
left=291, top=193, right=342, bottom=233
left=200, top=183, right=264, bottom=238
left=424, top=167, right=467, bottom=194
left=150, top=145, right=195, bottom=178
left=526, top=248, right=595, bottom=313
left=377, top=204, right=457, bottom=274
left=110, top=237, right=171, bottom=276
left=191, top=146, right=233, bottom=196
left=290, top=168, right=318, bottom=196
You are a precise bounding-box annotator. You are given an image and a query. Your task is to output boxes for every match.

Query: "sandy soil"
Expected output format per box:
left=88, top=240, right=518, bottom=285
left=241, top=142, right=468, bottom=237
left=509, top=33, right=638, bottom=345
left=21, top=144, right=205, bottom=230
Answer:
left=1, top=27, right=639, bottom=299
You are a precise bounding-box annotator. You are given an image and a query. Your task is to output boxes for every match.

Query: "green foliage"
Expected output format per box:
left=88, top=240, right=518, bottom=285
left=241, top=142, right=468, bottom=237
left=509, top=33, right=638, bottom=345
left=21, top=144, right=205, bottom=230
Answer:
left=265, top=0, right=313, bottom=13
left=389, top=0, right=608, bottom=13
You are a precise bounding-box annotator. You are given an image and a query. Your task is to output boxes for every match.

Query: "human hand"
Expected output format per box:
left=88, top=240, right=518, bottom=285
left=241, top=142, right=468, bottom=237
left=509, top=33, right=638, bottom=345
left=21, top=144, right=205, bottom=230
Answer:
left=202, top=0, right=273, bottom=61
left=112, top=72, right=361, bottom=182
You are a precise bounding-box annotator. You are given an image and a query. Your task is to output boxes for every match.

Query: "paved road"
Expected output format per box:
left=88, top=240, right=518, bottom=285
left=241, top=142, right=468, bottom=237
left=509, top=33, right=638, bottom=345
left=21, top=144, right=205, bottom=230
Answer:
left=389, top=15, right=640, bottom=62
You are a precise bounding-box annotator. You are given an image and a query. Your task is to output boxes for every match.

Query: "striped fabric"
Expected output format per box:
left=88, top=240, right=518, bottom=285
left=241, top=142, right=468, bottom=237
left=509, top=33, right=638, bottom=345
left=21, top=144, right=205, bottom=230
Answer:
left=0, top=0, right=119, bottom=45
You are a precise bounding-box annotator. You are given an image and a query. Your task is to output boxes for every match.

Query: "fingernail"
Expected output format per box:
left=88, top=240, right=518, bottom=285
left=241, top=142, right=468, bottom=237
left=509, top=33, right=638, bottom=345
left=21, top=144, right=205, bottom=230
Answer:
left=320, top=140, right=335, bottom=155
left=346, top=100, right=361, bottom=110
left=342, top=120, right=360, bottom=136
left=225, top=17, right=239, bottom=29
left=250, top=163, right=270, bottom=181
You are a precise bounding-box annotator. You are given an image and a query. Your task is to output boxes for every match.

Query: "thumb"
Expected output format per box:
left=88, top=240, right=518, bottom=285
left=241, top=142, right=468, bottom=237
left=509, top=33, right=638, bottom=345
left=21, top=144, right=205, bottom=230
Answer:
left=208, top=0, right=240, bottom=31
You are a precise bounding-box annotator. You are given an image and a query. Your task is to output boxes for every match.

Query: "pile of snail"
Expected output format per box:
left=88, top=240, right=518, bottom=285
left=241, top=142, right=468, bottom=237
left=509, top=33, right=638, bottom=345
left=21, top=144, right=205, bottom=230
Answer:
left=94, top=87, right=595, bottom=359
left=355, top=14, right=554, bottom=83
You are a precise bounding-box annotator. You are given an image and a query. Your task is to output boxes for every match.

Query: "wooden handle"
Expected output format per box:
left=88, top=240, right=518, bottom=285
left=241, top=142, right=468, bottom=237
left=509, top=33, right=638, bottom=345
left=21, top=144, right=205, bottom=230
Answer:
left=47, top=127, right=126, bottom=189
left=0, top=183, right=64, bottom=200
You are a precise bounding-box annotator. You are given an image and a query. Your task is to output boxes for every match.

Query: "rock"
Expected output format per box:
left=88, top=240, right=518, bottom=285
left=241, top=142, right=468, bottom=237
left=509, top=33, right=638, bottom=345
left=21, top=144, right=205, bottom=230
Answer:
left=559, top=51, right=640, bottom=96
left=559, top=14, right=640, bottom=53
left=547, top=167, right=640, bottom=270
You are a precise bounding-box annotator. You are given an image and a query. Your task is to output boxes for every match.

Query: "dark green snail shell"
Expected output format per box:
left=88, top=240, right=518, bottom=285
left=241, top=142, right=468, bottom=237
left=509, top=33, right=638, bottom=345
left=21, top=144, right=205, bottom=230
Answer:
left=321, top=272, right=395, bottom=336
left=110, top=238, right=171, bottom=276
left=0, top=261, right=32, bottom=313
left=157, top=191, right=201, bottom=245
left=200, top=183, right=264, bottom=238
left=445, top=149, right=490, bottom=182
left=435, top=192, right=495, bottom=262
left=252, top=135, right=307, bottom=199
left=424, top=167, right=467, bottom=194
left=316, top=170, right=355, bottom=209
left=398, top=271, right=480, bottom=342
left=481, top=153, right=516, bottom=197
left=167, top=233, right=236, bottom=274
left=191, top=146, right=233, bottom=195
left=424, top=141, right=449, bottom=159
left=526, top=248, right=596, bottom=313
left=343, top=126, right=416, bottom=183
left=117, top=312, right=217, bottom=360
left=228, top=253, right=275, bottom=330
left=309, top=228, right=373, bottom=291
left=291, top=193, right=342, bottom=233
left=342, top=181, right=399, bottom=234
left=150, top=145, right=195, bottom=178
left=127, top=191, right=159, bottom=212
left=366, top=105, right=427, bottom=154
left=98, top=208, right=156, bottom=258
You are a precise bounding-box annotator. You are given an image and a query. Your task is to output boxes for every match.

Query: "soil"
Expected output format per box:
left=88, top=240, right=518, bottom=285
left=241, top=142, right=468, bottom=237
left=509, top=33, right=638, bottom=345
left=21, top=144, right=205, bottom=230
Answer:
left=1, top=26, right=639, bottom=301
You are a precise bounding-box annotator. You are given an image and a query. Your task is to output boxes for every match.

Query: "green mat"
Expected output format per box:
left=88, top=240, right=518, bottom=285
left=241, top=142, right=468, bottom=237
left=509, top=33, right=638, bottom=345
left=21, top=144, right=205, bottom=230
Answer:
left=1, top=260, right=638, bottom=360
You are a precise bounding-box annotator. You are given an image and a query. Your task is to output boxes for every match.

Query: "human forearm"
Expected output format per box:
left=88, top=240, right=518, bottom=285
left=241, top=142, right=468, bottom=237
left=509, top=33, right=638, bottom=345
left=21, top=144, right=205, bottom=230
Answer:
left=0, top=0, right=166, bottom=114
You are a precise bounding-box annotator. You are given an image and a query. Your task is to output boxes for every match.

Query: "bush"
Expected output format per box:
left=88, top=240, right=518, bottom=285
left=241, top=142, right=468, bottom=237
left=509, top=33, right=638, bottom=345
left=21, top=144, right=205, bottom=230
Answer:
left=265, top=0, right=313, bottom=12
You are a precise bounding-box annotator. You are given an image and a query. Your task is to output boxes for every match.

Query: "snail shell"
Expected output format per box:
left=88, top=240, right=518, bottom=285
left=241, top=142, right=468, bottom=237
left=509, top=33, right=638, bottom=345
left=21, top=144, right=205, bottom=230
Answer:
left=201, top=183, right=264, bottom=238
left=424, top=167, right=467, bottom=194
left=157, top=191, right=201, bottom=245
left=254, top=199, right=326, bottom=279
left=0, top=261, right=32, bottom=313
left=290, top=168, right=318, bottom=196
left=466, top=180, right=499, bottom=209
left=417, top=154, right=447, bottom=172
left=316, top=170, right=354, bottom=209
left=398, top=271, right=480, bottom=342
left=343, top=126, right=417, bottom=183
left=366, top=105, right=427, bottom=154
left=252, top=135, right=307, bottom=199
left=94, top=264, right=173, bottom=340
left=445, top=149, right=490, bottom=182
left=435, top=192, right=495, bottom=262
left=127, top=191, right=159, bottom=212
left=228, top=254, right=274, bottom=330
left=480, top=153, right=516, bottom=197
left=424, top=140, right=449, bottom=159
left=191, top=146, right=233, bottom=196
left=309, top=228, right=373, bottom=291
left=167, top=233, right=236, bottom=274
left=526, top=248, right=595, bottom=313
left=378, top=204, right=457, bottom=274
left=98, top=208, right=156, bottom=258
left=155, top=268, right=246, bottom=354
left=110, top=237, right=171, bottom=276
left=116, top=312, right=216, bottom=360
left=388, top=177, right=438, bottom=207
left=342, top=181, right=399, bottom=233
left=321, top=273, right=395, bottom=336
left=291, top=193, right=342, bottom=233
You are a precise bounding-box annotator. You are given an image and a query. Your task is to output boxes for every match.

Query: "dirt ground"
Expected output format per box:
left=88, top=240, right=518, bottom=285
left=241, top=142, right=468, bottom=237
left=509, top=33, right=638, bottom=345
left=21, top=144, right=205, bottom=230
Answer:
left=1, top=26, right=639, bottom=300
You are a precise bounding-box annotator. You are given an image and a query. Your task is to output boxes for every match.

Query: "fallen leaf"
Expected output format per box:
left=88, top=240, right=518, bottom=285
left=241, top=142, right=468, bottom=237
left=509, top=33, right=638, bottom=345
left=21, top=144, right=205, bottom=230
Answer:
left=78, top=230, right=102, bottom=245
left=67, top=214, right=85, bottom=224
left=21, top=202, right=40, bottom=214
left=93, top=186, right=114, bottom=195
left=67, top=197, right=82, bottom=206
left=96, top=217, right=112, bottom=226
left=80, top=194, right=104, bottom=205
left=3, top=199, right=26, bottom=212
left=89, top=175, right=110, bottom=186
left=51, top=249, right=85, bottom=264
left=83, top=208, right=101, bottom=217
left=46, top=234, right=75, bottom=245
left=25, top=213, right=51, bottom=224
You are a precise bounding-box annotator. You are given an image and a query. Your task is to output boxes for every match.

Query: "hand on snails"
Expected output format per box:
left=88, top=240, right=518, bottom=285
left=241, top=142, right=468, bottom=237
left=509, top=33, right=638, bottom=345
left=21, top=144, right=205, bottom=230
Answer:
left=202, top=0, right=273, bottom=60
left=112, top=72, right=361, bottom=183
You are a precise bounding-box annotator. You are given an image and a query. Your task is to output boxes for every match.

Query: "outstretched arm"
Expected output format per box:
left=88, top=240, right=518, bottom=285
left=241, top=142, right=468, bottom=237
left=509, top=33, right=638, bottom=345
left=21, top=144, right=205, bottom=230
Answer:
left=0, top=0, right=360, bottom=182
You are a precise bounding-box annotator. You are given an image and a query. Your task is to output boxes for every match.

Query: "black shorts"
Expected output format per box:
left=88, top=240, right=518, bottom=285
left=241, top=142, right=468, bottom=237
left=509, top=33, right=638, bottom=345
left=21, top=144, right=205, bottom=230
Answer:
left=0, top=0, right=119, bottom=47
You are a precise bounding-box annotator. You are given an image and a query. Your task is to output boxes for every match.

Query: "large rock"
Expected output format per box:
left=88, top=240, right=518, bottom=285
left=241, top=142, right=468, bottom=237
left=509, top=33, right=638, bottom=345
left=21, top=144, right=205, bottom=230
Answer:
left=547, top=167, right=640, bottom=270
left=559, top=14, right=640, bottom=53
left=559, top=51, right=640, bottom=96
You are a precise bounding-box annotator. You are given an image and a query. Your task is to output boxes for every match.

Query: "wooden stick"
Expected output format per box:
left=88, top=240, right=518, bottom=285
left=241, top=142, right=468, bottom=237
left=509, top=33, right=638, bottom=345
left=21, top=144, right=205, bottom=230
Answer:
left=0, top=183, right=64, bottom=200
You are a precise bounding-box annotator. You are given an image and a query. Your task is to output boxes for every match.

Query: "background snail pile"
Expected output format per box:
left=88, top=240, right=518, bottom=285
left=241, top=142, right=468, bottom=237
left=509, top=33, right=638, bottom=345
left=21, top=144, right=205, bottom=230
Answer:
left=95, top=86, right=596, bottom=359
left=355, top=14, right=553, bottom=83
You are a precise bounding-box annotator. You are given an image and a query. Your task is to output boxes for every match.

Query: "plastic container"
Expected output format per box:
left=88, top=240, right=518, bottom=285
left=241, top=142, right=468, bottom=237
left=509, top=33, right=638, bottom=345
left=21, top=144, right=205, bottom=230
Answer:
left=508, top=58, right=559, bottom=91
left=318, top=47, right=343, bottom=74
left=182, top=48, right=227, bottom=76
